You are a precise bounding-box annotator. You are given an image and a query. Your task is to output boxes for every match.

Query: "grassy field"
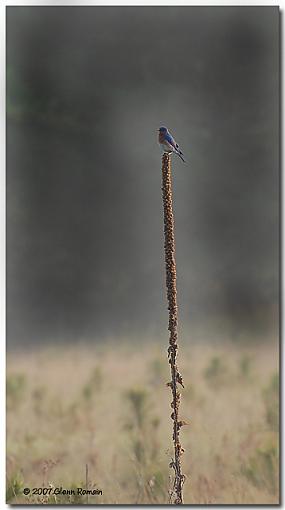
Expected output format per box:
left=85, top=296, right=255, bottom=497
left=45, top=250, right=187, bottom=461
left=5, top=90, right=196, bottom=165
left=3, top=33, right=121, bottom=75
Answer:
left=6, top=339, right=279, bottom=504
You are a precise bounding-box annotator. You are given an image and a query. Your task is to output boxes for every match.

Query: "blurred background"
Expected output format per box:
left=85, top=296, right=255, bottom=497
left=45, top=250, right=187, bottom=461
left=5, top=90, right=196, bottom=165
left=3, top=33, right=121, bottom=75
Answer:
left=6, top=6, right=279, bottom=347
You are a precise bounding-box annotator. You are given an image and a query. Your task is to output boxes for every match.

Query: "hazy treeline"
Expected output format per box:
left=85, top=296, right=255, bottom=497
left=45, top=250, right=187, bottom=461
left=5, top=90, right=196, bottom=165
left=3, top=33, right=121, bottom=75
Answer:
left=6, top=7, right=279, bottom=345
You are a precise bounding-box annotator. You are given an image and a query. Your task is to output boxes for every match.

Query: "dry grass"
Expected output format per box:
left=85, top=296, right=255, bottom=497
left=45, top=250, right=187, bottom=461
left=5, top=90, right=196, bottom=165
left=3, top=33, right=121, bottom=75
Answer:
left=6, top=339, right=279, bottom=504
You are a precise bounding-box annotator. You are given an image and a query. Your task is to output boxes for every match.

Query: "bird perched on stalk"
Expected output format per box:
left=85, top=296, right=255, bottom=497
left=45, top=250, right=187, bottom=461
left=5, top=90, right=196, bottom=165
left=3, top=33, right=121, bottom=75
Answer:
left=158, top=126, right=186, bottom=162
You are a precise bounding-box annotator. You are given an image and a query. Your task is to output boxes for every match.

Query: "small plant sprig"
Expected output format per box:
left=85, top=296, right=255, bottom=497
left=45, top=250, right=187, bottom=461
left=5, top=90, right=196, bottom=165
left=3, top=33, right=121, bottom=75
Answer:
left=161, top=153, right=186, bottom=504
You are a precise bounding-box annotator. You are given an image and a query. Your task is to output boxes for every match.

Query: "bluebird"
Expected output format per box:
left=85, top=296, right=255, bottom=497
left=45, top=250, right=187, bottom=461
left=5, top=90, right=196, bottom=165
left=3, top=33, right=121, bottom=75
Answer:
left=158, top=127, right=186, bottom=163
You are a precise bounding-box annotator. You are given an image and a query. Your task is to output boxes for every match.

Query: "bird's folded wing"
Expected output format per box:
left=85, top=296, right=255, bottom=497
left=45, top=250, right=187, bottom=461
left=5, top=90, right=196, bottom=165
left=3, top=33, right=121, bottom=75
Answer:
left=165, top=133, right=178, bottom=150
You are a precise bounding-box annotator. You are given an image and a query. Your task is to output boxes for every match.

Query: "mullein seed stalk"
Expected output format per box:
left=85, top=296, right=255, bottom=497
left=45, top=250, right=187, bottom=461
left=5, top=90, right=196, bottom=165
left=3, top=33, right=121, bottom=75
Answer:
left=161, top=153, right=185, bottom=504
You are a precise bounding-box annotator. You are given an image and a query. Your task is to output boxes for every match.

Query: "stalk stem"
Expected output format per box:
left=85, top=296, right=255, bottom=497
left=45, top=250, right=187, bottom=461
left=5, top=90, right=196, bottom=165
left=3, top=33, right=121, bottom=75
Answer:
left=161, top=153, right=185, bottom=504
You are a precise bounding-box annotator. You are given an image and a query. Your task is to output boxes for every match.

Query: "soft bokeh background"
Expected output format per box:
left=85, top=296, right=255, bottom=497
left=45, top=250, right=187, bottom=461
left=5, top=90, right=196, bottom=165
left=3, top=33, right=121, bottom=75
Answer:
left=7, top=6, right=279, bottom=346
left=6, top=6, right=279, bottom=505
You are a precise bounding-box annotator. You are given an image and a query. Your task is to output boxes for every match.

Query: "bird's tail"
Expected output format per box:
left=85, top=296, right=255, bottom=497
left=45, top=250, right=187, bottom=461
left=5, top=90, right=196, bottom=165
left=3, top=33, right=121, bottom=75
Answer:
left=176, top=150, right=186, bottom=163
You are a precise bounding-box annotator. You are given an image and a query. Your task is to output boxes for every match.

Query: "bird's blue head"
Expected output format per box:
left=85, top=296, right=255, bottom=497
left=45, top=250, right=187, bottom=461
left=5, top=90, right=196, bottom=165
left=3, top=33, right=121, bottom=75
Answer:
left=159, top=126, right=168, bottom=133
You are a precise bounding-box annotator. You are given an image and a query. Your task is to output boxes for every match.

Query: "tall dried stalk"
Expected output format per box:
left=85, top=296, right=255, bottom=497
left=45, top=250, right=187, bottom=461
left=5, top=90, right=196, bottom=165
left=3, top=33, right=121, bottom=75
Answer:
left=161, top=153, right=185, bottom=504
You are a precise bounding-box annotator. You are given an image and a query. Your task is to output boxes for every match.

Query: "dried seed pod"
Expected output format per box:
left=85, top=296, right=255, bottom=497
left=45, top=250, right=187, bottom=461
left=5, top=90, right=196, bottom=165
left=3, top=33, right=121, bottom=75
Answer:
left=176, top=372, right=185, bottom=388
left=178, top=420, right=189, bottom=429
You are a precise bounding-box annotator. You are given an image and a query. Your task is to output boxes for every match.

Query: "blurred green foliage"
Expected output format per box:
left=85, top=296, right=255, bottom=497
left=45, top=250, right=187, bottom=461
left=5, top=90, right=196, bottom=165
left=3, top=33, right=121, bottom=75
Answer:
left=7, top=373, right=27, bottom=409
left=32, top=385, right=47, bottom=416
left=204, top=356, right=229, bottom=389
left=239, top=355, right=253, bottom=381
left=263, top=372, right=279, bottom=431
left=82, top=366, right=103, bottom=403
left=6, top=471, right=24, bottom=503
left=124, top=387, right=167, bottom=502
left=148, top=358, right=168, bottom=386
left=242, top=441, right=278, bottom=495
